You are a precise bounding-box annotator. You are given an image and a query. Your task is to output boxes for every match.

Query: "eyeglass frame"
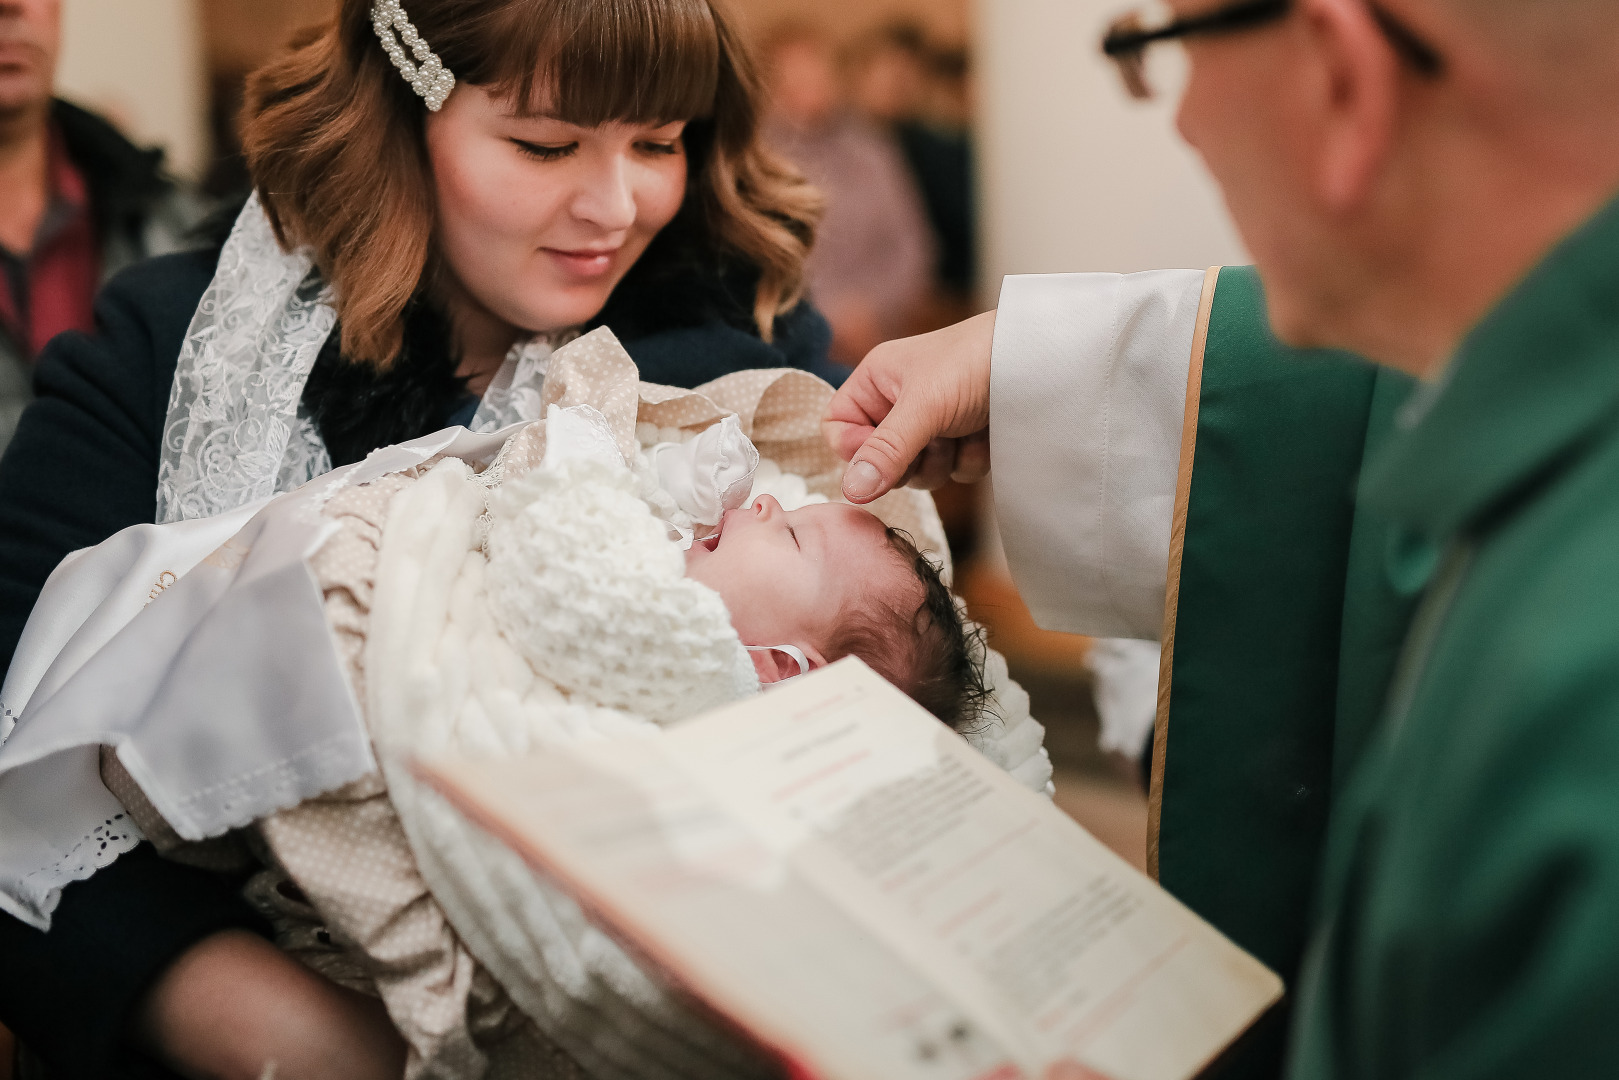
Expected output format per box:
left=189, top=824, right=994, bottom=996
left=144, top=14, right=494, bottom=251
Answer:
left=1100, top=0, right=1444, bottom=101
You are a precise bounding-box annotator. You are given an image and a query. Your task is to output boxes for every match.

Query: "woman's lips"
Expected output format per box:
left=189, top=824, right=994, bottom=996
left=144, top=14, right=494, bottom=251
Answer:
left=545, top=247, right=618, bottom=279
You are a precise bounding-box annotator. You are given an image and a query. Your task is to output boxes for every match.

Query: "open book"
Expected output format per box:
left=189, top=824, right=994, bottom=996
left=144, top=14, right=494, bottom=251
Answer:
left=416, top=658, right=1282, bottom=1080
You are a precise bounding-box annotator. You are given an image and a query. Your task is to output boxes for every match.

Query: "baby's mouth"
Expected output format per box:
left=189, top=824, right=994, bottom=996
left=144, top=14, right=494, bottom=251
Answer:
left=698, top=519, right=723, bottom=552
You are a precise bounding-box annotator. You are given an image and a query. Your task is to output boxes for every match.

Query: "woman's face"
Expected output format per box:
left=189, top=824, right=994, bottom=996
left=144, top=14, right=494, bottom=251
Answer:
left=425, top=83, right=690, bottom=335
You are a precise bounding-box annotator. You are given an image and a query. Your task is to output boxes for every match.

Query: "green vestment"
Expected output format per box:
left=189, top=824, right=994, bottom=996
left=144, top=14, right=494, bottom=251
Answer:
left=1156, top=194, right=1619, bottom=1079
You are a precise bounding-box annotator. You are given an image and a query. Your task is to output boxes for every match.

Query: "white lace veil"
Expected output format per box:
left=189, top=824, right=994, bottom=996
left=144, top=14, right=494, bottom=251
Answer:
left=155, top=195, right=555, bottom=524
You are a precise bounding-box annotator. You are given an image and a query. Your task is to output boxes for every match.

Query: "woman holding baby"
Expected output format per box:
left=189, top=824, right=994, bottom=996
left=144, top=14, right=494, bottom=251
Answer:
left=0, top=0, right=840, bottom=1075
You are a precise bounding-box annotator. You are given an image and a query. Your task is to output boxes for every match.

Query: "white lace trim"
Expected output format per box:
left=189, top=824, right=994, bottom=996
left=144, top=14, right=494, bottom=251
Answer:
left=276, top=407, right=334, bottom=496
left=470, top=334, right=566, bottom=433
left=156, top=194, right=337, bottom=524
left=16, top=811, right=145, bottom=921
left=161, top=730, right=386, bottom=840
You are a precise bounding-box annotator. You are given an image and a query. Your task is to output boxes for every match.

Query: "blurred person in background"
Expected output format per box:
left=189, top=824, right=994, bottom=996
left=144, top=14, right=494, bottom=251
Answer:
left=0, top=0, right=202, bottom=455
left=850, top=23, right=976, bottom=300
left=762, top=24, right=932, bottom=367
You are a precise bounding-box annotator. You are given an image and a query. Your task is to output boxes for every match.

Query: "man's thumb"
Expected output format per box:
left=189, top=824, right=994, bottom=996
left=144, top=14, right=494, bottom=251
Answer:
left=841, top=400, right=930, bottom=503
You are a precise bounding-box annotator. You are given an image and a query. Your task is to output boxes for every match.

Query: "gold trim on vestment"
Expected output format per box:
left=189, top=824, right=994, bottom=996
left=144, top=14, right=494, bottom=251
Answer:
left=1146, top=266, right=1221, bottom=881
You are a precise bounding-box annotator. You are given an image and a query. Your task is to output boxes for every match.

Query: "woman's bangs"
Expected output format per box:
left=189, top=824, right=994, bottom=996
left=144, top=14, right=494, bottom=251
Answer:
left=488, top=0, right=720, bottom=124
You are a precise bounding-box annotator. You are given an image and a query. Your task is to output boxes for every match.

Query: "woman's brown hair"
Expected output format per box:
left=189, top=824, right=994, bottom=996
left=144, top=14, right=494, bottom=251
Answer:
left=242, top=0, right=820, bottom=367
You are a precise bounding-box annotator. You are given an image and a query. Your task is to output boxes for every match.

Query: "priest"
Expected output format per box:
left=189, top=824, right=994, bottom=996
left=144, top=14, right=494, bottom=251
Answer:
left=826, top=0, right=1619, bottom=1077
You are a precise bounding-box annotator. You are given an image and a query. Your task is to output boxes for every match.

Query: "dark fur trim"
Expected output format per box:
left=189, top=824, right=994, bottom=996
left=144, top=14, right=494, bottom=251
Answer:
left=300, top=302, right=471, bottom=468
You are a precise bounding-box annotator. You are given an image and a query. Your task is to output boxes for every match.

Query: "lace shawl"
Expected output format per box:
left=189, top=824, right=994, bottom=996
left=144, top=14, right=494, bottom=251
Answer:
left=155, top=195, right=555, bottom=524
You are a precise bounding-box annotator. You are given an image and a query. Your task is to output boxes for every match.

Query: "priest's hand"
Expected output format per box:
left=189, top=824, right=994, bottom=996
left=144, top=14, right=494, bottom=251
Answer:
left=823, top=310, right=996, bottom=504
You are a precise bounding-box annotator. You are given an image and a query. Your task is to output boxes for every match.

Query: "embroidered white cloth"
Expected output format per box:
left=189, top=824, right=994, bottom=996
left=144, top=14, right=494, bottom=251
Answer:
left=0, top=426, right=521, bottom=930
left=0, top=477, right=356, bottom=928
left=0, top=503, right=263, bottom=925
left=471, top=337, right=560, bottom=434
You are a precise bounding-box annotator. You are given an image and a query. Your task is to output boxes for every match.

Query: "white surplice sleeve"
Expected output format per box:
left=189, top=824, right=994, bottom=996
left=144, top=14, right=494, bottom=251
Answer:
left=988, top=269, right=1208, bottom=641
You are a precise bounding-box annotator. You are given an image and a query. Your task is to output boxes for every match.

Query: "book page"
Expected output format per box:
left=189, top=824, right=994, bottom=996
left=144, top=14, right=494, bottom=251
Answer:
left=419, top=659, right=1281, bottom=1080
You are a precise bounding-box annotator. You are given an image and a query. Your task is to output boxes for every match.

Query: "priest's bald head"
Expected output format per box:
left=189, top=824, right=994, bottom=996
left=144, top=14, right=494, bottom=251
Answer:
left=1162, top=0, right=1619, bottom=375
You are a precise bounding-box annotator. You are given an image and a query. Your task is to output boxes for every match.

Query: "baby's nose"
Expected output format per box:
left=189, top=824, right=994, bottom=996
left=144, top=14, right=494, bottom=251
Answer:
left=752, top=494, right=782, bottom=517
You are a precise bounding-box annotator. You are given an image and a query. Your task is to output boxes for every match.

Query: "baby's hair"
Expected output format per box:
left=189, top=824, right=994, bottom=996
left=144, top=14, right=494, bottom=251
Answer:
left=826, top=528, right=990, bottom=732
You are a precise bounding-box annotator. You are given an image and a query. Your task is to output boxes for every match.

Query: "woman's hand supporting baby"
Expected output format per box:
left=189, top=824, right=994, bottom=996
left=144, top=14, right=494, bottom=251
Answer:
left=133, top=930, right=406, bottom=1080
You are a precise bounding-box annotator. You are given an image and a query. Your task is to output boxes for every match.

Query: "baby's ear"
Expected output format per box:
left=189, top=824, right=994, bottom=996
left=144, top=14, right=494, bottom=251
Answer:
left=749, top=644, right=824, bottom=684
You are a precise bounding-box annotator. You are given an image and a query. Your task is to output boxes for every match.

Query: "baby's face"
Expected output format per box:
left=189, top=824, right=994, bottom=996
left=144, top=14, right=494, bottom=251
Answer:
left=685, top=496, right=918, bottom=677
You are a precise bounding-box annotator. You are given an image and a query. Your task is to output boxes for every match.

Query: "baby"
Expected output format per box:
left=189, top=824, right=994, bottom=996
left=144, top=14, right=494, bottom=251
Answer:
left=133, top=419, right=989, bottom=1080
left=518, top=399, right=986, bottom=727
left=687, top=492, right=984, bottom=729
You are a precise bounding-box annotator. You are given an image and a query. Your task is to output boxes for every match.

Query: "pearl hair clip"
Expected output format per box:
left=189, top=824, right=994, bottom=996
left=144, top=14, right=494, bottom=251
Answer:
left=371, top=0, right=456, bottom=111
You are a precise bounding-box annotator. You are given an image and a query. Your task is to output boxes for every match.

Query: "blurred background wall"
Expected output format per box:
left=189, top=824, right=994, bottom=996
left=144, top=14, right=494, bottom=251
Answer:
left=735, top=0, right=970, bottom=44
left=54, top=0, right=208, bottom=179
left=978, top=0, right=1247, bottom=288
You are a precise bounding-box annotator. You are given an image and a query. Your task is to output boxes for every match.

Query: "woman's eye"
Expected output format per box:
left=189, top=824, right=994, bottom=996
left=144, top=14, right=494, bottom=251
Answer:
left=511, top=139, right=577, bottom=161
left=637, top=140, right=683, bottom=156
